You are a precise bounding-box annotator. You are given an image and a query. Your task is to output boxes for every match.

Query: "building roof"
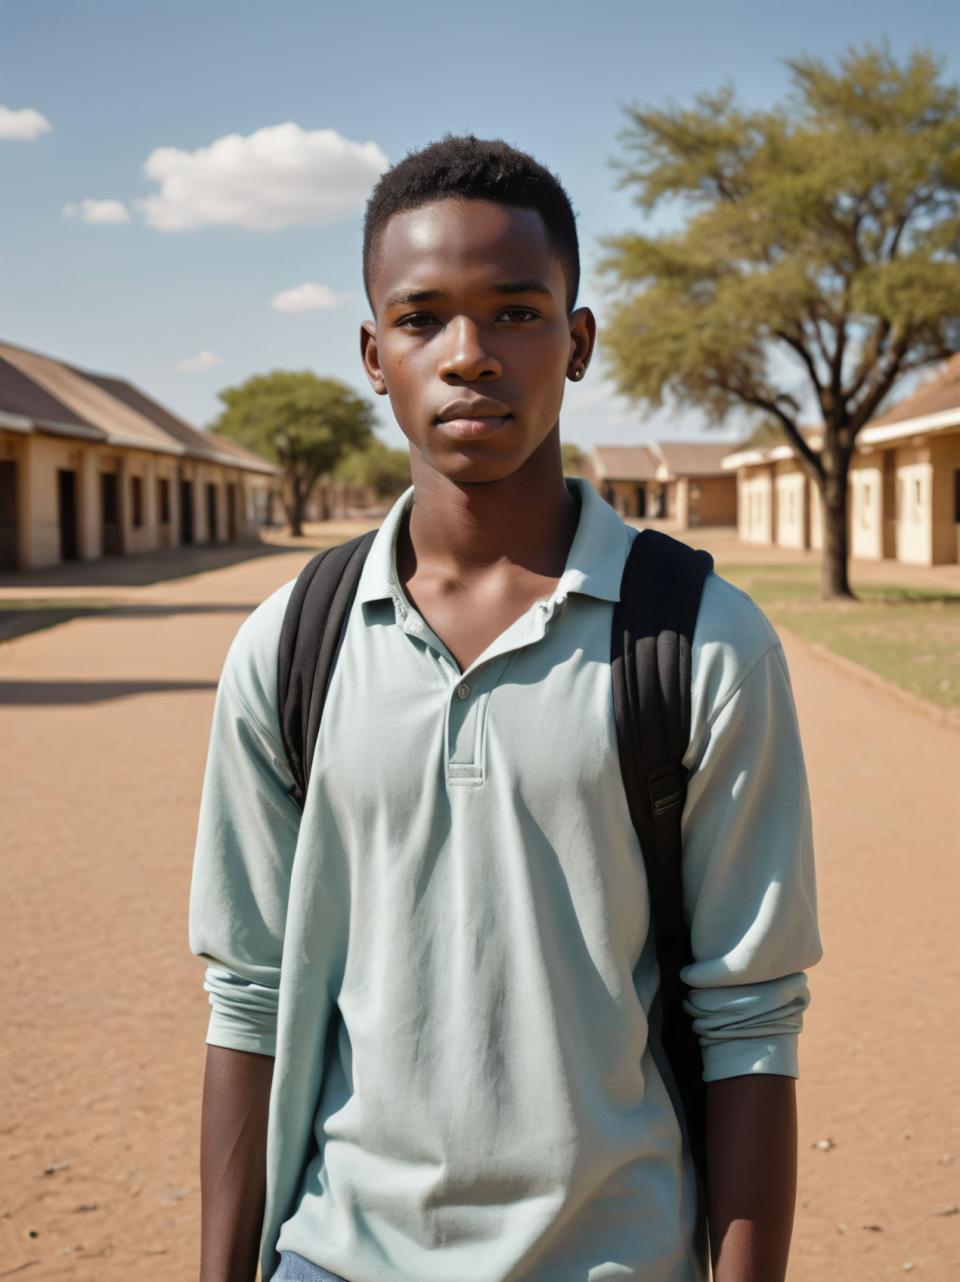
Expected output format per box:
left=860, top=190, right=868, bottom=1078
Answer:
left=870, top=353, right=960, bottom=428
left=79, top=370, right=276, bottom=474
left=0, top=354, right=100, bottom=437
left=721, top=425, right=824, bottom=470
left=0, top=339, right=278, bottom=475
left=856, top=353, right=960, bottom=448
left=651, top=441, right=735, bottom=478
left=589, top=445, right=660, bottom=482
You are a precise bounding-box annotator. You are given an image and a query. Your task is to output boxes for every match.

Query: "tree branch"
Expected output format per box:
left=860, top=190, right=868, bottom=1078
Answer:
left=773, top=327, right=825, bottom=399
left=717, top=380, right=824, bottom=479
left=849, top=333, right=912, bottom=433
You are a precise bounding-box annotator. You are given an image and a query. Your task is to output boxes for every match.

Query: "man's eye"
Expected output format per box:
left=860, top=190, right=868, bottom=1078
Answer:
left=397, top=313, right=439, bottom=328
left=499, top=307, right=538, bottom=322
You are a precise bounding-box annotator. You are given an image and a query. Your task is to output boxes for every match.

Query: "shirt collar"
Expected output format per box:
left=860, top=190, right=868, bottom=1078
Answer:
left=355, top=475, right=629, bottom=607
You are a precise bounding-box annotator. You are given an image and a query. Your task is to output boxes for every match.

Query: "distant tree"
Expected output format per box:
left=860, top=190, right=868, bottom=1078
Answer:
left=600, top=44, right=960, bottom=598
left=561, top=442, right=585, bottom=475
left=211, top=372, right=375, bottom=535
left=335, top=439, right=412, bottom=497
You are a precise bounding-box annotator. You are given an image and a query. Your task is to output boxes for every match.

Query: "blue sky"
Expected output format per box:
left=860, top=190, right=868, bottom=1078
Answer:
left=2, top=0, right=958, bottom=452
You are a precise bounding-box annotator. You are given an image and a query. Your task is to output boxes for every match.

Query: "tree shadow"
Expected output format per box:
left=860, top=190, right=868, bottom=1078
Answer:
left=0, top=678, right=219, bottom=706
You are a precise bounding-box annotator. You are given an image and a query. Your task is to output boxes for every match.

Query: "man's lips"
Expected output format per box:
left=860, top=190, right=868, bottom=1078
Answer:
left=434, top=398, right=513, bottom=440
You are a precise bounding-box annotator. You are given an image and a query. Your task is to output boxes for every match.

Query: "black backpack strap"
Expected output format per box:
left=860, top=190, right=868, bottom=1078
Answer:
left=610, top=528, right=714, bottom=1206
left=277, top=529, right=378, bottom=812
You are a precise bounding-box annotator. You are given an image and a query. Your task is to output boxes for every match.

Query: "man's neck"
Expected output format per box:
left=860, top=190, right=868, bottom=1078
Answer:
left=402, top=434, right=580, bottom=585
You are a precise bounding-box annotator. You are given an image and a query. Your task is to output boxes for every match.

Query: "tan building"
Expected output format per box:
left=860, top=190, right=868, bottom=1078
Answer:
left=0, top=340, right=280, bottom=571
left=584, top=441, right=738, bottom=528
left=854, top=355, right=960, bottom=566
left=582, top=445, right=659, bottom=519
left=722, top=354, right=960, bottom=566
left=723, top=427, right=825, bottom=552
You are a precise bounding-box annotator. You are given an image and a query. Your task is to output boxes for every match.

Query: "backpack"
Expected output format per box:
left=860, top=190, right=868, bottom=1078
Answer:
left=277, top=522, right=714, bottom=1237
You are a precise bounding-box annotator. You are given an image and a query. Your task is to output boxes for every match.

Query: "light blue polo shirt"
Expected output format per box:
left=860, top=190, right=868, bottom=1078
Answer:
left=188, top=477, right=822, bottom=1282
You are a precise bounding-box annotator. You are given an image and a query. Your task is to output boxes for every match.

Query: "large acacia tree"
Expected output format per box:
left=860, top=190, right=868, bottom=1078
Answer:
left=211, top=371, right=375, bottom=535
left=600, top=44, right=960, bottom=598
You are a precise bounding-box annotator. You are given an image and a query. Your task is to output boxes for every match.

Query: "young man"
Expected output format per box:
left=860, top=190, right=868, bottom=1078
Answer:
left=189, top=136, right=822, bottom=1282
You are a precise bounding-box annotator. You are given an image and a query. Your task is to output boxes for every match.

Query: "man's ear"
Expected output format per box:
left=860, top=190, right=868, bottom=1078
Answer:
left=566, top=306, right=597, bottom=382
left=360, top=321, right=388, bottom=396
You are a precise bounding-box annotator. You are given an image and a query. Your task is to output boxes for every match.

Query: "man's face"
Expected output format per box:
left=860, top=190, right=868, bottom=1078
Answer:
left=361, top=198, right=594, bottom=484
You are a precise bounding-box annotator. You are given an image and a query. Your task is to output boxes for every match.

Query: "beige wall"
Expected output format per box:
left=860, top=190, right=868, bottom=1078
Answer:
left=689, top=474, right=737, bottom=527
left=0, top=428, right=277, bottom=571
left=737, top=464, right=776, bottom=544
left=809, top=480, right=823, bottom=551
left=774, top=462, right=809, bottom=549
left=849, top=455, right=884, bottom=561
left=596, top=478, right=656, bottom=519
left=893, top=444, right=933, bottom=565
left=18, top=433, right=97, bottom=569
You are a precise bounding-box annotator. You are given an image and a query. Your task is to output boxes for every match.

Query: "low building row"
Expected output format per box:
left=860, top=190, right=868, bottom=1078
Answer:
left=582, top=441, right=737, bottom=528
left=0, top=340, right=281, bottom=572
left=581, top=356, right=960, bottom=568
left=722, top=355, right=960, bottom=566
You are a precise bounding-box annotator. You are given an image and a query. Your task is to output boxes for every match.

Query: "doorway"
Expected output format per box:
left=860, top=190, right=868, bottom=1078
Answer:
left=180, top=479, right=194, bottom=545
left=57, top=469, right=79, bottom=561
left=0, top=460, right=18, bottom=569
left=101, top=471, right=121, bottom=556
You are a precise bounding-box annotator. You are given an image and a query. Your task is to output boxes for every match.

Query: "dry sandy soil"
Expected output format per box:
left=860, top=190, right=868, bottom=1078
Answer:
left=1, top=535, right=957, bottom=1280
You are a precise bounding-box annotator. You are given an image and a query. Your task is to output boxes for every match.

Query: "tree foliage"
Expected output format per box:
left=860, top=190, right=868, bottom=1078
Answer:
left=600, top=44, right=960, bottom=596
left=335, top=439, right=412, bottom=496
left=211, top=371, right=375, bottom=534
left=561, top=442, right=585, bottom=475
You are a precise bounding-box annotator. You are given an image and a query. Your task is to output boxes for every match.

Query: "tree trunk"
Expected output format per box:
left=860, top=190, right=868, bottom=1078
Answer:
left=285, top=476, right=305, bottom=537
left=819, top=463, right=854, bottom=600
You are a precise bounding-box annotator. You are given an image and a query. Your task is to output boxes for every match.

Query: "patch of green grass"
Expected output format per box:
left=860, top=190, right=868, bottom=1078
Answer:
left=717, top=565, right=960, bottom=712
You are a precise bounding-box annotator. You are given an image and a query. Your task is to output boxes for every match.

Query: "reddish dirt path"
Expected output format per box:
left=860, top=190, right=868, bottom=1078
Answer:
left=1, top=545, right=957, bottom=1280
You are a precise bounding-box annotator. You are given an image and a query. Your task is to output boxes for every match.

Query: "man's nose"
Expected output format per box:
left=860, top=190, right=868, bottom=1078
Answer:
left=438, top=317, right=503, bottom=383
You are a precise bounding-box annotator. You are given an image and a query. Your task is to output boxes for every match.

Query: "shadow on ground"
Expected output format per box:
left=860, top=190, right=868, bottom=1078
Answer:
left=0, top=601, right=265, bottom=644
left=0, top=536, right=304, bottom=591
left=0, top=678, right=219, bottom=706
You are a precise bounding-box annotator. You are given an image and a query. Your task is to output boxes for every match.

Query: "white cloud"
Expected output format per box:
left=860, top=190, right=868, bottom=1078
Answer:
left=137, top=123, right=388, bottom=232
left=63, top=198, right=131, bottom=224
left=0, top=105, right=52, bottom=141
left=271, top=282, right=350, bottom=313
left=178, top=350, right=222, bottom=372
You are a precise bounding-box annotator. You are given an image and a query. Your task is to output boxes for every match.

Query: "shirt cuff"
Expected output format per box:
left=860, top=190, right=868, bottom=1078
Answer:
left=202, top=964, right=279, bottom=1057
left=205, top=1007, right=277, bottom=1057
left=701, top=1033, right=799, bottom=1082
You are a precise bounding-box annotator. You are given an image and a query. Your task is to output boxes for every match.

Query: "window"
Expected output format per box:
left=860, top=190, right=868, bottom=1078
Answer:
left=131, top=475, right=143, bottom=528
left=158, top=477, right=170, bottom=523
left=912, top=477, right=922, bottom=522
left=954, top=469, right=960, bottom=524
left=860, top=481, right=871, bottom=528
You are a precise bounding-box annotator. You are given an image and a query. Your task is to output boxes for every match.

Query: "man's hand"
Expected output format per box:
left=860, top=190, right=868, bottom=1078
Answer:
left=706, top=1073, right=798, bottom=1282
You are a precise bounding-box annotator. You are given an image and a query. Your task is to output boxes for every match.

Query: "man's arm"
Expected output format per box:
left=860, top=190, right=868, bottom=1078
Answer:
left=706, top=1074, right=797, bottom=1282
left=199, top=1046, right=275, bottom=1282
left=678, top=615, right=822, bottom=1279
left=188, top=586, right=303, bottom=1281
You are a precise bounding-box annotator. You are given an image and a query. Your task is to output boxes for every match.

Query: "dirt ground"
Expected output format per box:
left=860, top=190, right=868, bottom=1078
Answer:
left=1, top=534, right=957, bottom=1281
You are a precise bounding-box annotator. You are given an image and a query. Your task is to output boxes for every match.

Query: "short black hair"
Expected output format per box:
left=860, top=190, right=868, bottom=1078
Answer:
left=363, top=134, right=580, bottom=310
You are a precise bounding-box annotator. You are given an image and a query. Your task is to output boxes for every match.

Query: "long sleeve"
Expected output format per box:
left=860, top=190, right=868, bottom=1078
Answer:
left=680, top=585, right=823, bottom=1083
left=188, top=580, right=301, bottom=1057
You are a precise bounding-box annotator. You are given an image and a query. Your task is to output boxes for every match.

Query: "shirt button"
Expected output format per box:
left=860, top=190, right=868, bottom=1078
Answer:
left=456, top=682, right=471, bottom=700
